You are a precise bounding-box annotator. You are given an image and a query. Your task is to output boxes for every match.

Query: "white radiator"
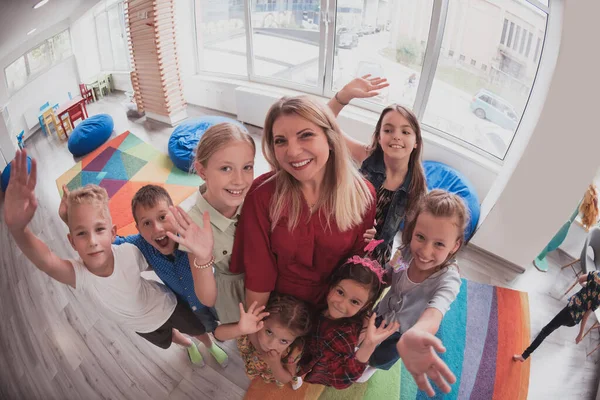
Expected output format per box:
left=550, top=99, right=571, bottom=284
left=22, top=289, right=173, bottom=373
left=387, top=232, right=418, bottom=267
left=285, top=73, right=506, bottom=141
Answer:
left=235, top=86, right=283, bottom=128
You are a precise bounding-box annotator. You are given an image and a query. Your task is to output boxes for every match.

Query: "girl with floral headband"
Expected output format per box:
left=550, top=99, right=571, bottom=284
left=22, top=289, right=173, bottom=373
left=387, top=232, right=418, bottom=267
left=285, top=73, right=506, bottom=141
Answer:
left=294, top=240, right=399, bottom=390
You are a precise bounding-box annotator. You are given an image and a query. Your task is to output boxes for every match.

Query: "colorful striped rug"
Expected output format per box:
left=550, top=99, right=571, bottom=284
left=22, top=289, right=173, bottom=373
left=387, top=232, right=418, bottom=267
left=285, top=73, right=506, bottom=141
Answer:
left=244, top=280, right=531, bottom=400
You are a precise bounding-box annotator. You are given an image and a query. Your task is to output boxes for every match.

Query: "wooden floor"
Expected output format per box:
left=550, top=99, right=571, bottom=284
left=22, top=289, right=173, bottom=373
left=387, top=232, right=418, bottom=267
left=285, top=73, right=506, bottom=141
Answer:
left=0, top=93, right=598, bottom=399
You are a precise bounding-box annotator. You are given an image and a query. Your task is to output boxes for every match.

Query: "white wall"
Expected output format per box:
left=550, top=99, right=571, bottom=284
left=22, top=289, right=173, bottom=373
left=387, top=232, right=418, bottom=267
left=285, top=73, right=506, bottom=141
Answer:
left=471, top=0, right=600, bottom=267
left=71, top=7, right=102, bottom=84
left=110, top=71, right=133, bottom=92
left=70, top=1, right=133, bottom=95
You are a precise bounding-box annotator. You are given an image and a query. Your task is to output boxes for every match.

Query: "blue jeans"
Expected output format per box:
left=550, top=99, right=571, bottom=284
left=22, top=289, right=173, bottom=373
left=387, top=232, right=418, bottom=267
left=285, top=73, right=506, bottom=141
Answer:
left=369, top=315, right=402, bottom=370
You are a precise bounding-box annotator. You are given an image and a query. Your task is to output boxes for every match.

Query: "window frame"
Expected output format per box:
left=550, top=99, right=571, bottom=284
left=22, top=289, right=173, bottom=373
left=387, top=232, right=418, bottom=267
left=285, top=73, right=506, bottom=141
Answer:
left=94, top=0, right=130, bottom=72
left=4, top=29, right=73, bottom=95
left=192, top=0, right=552, bottom=162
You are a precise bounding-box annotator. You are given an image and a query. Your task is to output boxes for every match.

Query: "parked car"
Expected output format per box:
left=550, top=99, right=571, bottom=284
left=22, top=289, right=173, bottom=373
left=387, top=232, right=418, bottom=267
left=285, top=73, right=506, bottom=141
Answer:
left=470, top=89, right=519, bottom=131
left=337, top=27, right=355, bottom=49
left=360, top=25, right=375, bottom=35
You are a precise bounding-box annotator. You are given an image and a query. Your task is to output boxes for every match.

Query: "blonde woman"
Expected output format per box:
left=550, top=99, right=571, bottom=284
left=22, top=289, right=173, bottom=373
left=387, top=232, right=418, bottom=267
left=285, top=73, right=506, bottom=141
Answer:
left=230, top=95, right=376, bottom=309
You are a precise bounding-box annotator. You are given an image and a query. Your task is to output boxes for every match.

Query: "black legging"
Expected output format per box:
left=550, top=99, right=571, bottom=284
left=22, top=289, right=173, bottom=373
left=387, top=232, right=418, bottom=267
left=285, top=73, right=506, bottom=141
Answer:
left=522, top=306, right=576, bottom=359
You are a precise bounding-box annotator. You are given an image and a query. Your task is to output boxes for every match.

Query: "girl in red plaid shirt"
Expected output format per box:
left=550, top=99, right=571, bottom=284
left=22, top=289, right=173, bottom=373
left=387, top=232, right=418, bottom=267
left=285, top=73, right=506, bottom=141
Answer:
left=296, top=255, right=399, bottom=389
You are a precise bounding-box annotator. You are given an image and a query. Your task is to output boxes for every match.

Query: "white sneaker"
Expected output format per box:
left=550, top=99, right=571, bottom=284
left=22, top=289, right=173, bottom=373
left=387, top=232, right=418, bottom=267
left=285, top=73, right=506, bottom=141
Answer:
left=292, top=376, right=303, bottom=390
left=356, top=366, right=377, bottom=383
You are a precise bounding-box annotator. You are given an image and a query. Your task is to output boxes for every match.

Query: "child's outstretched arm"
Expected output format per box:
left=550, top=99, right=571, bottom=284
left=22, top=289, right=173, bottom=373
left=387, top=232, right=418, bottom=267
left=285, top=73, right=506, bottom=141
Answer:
left=397, top=308, right=456, bottom=397
left=327, top=75, right=389, bottom=164
left=4, top=150, right=75, bottom=288
left=166, top=206, right=217, bottom=307
left=328, top=75, right=389, bottom=117
left=214, top=301, right=269, bottom=341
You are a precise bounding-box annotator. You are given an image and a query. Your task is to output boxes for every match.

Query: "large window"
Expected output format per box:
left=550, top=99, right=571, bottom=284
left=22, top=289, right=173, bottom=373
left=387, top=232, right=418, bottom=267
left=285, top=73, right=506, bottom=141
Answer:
left=422, top=0, right=547, bottom=159
left=332, top=0, right=433, bottom=107
left=94, top=1, right=130, bottom=72
left=195, top=0, right=248, bottom=76
left=4, top=30, right=73, bottom=94
left=250, top=0, right=322, bottom=88
left=194, top=0, right=550, bottom=160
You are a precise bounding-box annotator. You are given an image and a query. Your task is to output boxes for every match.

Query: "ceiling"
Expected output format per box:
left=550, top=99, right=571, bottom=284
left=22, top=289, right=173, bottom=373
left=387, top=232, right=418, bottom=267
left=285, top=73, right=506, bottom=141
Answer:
left=0, top=0, right=98, bottom=62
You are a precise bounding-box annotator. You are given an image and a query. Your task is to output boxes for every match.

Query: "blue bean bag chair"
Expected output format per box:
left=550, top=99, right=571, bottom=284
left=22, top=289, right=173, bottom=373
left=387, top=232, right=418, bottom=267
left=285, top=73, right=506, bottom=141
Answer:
left=168, top=116, right=248, bottom=172
left=68, top=114, right=114, bottom=157
left=1, top=155, right=32, bottom=192
left=423, top=160, right=480, bottom=240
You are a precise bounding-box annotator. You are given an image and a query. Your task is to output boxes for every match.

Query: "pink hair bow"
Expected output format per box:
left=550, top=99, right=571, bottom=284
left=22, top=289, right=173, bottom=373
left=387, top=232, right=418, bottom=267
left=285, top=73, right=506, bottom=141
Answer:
left=345, top=239, right=386, bottom=283
left=346, top=255, right=385, bottom=283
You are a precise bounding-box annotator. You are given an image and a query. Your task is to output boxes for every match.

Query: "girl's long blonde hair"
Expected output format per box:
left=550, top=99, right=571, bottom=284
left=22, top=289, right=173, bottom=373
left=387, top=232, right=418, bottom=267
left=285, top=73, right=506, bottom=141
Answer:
left=193, top=122, right=256, bottom=170
left=262, top=95, right=373, bottom=232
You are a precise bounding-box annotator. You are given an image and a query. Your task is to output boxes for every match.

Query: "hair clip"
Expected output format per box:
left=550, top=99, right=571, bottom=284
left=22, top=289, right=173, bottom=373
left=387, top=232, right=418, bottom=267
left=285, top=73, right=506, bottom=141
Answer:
left=389, top=248, right=409, bottom=272
left=364, top=239, right=384, bottom=254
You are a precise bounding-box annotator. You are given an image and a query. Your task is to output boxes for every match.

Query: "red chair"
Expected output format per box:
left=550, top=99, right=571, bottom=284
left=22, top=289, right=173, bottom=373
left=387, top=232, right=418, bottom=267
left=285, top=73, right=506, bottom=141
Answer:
left=79, top=83, right=93, bottom=104
left=68, top=104, right=85, bottom=129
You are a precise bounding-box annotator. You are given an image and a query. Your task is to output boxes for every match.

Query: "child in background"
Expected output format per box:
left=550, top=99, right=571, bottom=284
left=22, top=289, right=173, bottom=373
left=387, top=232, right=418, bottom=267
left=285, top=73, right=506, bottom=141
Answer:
left=328, top=75, right=427, bottom=266
left=514, top=270, right=600, bottom=362
left=214, top=294, right=312, bottom=386
left=182, top=122, right=256, bottom=324
left=296, top=245, right=400, bottom=390
left=59, top=184, right=229, bottom=367
left=359, top=190, right=467, bottom=396
left=4, top=151, right=211, bottom=365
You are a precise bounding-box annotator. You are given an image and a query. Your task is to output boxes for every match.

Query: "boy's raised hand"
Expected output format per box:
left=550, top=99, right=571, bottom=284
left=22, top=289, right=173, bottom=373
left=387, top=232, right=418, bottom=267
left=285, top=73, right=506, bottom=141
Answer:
left=397, top=328, right=456, bottom=397
left=4, top=150, right=38, bottom=233
left=166, top=206, right=214, bottom=261
left=238, top=301, right=269, bottom=335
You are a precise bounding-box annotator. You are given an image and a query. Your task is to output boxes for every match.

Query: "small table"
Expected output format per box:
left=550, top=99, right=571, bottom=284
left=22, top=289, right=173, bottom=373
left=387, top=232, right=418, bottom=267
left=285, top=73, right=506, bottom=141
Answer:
left=86, top=81, right=99, bottom=102
left=55, top=98, right=88, bottom=137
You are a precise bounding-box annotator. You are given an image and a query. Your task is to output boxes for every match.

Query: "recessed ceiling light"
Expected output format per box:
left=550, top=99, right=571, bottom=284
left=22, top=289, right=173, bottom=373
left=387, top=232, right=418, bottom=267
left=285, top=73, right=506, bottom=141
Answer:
left=33, top=0, right=49, bottom=9
left=27, top=28, right=37, bottom=35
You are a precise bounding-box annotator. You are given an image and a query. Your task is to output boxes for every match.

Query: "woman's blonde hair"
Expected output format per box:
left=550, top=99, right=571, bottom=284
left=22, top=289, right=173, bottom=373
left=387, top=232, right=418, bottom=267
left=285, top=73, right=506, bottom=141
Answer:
left=262, top=95, right=373, bottom=232
left=193, top=122, right=256, bottom=171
